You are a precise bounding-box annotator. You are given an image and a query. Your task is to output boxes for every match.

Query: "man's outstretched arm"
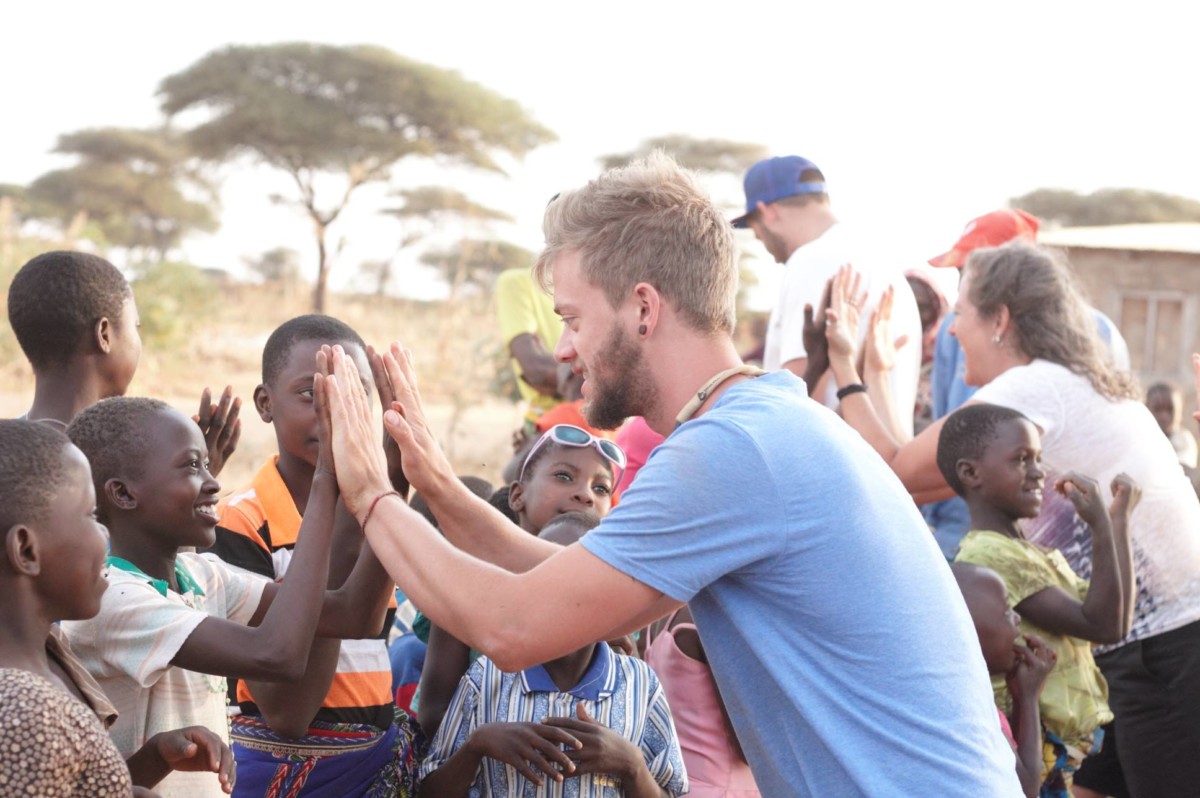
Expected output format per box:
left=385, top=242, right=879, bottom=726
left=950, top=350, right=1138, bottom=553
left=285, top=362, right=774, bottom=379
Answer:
left=317, top=345, right=679, bottom=671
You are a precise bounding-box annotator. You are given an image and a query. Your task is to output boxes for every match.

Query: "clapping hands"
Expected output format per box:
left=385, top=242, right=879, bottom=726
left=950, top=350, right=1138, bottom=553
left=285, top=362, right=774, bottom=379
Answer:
left=1006, top=634, right=1056, bottom=703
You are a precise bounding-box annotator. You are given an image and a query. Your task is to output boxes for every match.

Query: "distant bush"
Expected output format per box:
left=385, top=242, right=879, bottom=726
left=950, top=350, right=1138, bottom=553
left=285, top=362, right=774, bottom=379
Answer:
left=131, top=261, right=219, bottom=350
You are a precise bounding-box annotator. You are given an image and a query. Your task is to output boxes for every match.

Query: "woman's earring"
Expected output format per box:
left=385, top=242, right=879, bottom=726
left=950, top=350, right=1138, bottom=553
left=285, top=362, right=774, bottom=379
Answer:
left=992, top=334, right=1003, bottom=345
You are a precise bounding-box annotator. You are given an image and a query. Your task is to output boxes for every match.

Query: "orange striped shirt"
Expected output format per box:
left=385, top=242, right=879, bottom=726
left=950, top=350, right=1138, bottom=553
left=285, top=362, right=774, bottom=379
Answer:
left=208, top=457, right=395, bottom=729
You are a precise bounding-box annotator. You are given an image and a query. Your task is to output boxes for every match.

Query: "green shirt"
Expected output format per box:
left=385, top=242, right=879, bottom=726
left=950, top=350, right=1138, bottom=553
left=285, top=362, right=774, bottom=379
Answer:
left=955, top=530, right=1112, bottom=748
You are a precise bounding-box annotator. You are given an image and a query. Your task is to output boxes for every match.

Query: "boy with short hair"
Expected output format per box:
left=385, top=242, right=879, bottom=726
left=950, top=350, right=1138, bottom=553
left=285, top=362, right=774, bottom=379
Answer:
left=419, top=511, right=687, bottom=798
left=62, top=394, right=391, bottom=797
left=205, top=314, right=416, bottom=797
left=7, top=249, right=240, bottom=472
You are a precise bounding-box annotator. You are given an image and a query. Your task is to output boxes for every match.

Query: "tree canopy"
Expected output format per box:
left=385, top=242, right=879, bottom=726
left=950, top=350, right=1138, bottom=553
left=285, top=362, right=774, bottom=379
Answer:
left=159, top=43, right=555, bottom=311
left=244, top=246, right=302, bottom=285
left=382, top=186, right=514, bottom=224
left=364, top=186, right=513, bottom=297
left=1011, top=187, right=1200, bottom=226
left=420, top=238, right=534, bottom=295
left=26, top=127, right=216, bottom=260
left=599, top=134, right=769, bottom=174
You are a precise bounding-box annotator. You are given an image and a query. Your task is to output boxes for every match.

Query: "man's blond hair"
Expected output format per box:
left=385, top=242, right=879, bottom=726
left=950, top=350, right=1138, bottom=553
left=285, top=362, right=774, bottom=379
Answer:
left=533, top=152, right=737, bottom=334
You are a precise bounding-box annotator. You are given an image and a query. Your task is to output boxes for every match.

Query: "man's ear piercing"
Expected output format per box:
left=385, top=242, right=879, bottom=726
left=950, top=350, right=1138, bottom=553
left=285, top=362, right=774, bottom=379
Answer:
left=638, top=324, right=647, bottom=336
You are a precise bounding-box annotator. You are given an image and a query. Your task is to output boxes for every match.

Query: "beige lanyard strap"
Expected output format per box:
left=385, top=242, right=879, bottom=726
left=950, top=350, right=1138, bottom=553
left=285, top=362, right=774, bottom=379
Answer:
left=674, top=365, right=767, bottom=429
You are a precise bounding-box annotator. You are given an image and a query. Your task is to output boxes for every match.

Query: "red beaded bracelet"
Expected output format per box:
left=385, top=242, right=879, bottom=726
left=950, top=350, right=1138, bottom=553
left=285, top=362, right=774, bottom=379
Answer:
left=360, top=490, right=401, bottom=529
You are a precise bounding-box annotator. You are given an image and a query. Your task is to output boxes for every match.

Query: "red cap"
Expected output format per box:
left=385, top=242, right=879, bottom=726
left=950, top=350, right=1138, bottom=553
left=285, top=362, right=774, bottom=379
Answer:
left=928, top=209, right=1040, bottom=268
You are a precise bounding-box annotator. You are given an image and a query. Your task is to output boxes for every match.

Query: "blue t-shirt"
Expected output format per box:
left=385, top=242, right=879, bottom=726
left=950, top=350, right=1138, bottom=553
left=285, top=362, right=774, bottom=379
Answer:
left=581, top=371, right=1021, bottom=798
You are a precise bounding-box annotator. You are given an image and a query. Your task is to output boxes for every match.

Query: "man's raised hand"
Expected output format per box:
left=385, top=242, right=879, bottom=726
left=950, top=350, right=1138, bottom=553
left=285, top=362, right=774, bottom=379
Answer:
left=368, top=344, right=410, bottom=499
left=375, top=343, right=456, bottom=501
left=319, top=344, right=391, bottom=519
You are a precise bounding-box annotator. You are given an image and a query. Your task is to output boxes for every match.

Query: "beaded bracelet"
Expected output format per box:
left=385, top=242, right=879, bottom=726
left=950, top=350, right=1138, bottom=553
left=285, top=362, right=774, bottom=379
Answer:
left=836, top=383, right=868, bottom=401
left=360, top=490, right=401, bottom=529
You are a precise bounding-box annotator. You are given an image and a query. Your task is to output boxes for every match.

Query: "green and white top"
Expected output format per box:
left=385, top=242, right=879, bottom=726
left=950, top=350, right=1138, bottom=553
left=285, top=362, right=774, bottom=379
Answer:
left=956, top=530, right=1112, bottom=750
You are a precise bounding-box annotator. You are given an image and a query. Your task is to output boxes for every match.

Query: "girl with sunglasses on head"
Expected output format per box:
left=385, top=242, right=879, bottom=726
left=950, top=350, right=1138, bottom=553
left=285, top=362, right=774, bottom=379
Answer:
left=415, top=426, right=627, bottom=740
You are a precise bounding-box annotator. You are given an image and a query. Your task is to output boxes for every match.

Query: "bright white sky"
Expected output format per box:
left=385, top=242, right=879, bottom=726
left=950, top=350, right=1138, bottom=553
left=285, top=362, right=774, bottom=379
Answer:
left=4, top=1, right=1199, bottom=308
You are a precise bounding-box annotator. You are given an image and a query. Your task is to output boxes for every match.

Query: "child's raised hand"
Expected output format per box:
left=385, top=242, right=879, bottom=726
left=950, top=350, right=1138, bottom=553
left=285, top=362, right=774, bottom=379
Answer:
left=367, top=345, right=409, bottom=498
left=148, top=726, right=237, bottom=793
left=466, top=722, right=581, bottom=786
left=194, top=386, right=241, bottom=477
left=1054, top=472, right=1108, bottom=530
left=313, top=348, right=336, bottom=478
left=544, top=704, right=643, bottom=782
left=824, top=264, right=866, bottom=363
left=801, top=278, right=832, bottom=376
left=1108, top=473, right=1142, bottom=525
left=1006, top=634, right=1056, bottom=703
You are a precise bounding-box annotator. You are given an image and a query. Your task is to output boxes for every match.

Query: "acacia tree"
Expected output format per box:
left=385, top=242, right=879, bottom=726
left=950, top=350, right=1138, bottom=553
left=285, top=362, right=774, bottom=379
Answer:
left=372, top=186, right=512, bottom=298
left=599, top=134, right=768, bottom=173
left=244, top=246, right=302, bottom=286
left=159, top=43, right=555, bottom=312
left=420, top=238, right=533, bottom=298
left=26, top=127, right=216, bottom=261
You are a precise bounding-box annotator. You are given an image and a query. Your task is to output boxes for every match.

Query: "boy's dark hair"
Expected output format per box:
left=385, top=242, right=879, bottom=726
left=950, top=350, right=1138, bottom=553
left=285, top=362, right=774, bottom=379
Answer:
left=262, top=314, right=367, bottom=385
left=936, top=404, right=1031, bottom=496
left=1146, top=381, right=1180, bottom=400
left=411, top=476, right=494, bottom=530
left=68, top=397, right=172, bottom=515
left=7, top=251, right=133, bottom=371
left=0, top=420, right=74, bottom=532
left=538, top=510, right=601, bottom=546
left=488, top=486, right=519, bottom=523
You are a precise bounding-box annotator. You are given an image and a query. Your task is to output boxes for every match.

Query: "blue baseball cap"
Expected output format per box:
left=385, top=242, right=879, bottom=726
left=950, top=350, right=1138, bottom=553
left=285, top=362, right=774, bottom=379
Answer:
left=731, top=156, right=827, bottom=228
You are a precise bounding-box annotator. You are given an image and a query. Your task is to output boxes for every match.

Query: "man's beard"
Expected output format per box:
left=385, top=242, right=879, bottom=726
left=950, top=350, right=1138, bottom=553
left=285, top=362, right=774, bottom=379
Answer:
left=582, top=323, right=657, bottom=431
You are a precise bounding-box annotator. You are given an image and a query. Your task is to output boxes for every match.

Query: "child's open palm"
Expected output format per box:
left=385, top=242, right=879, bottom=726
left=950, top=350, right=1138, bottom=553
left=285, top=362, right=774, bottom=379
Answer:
left=193, top=385, right=241, bottom=477
left=313, top=349, right=337, bottom=479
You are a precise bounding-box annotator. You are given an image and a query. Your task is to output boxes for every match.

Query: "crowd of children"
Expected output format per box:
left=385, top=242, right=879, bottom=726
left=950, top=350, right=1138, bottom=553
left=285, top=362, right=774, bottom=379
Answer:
left=3, top=209, right=1200, bottom=798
